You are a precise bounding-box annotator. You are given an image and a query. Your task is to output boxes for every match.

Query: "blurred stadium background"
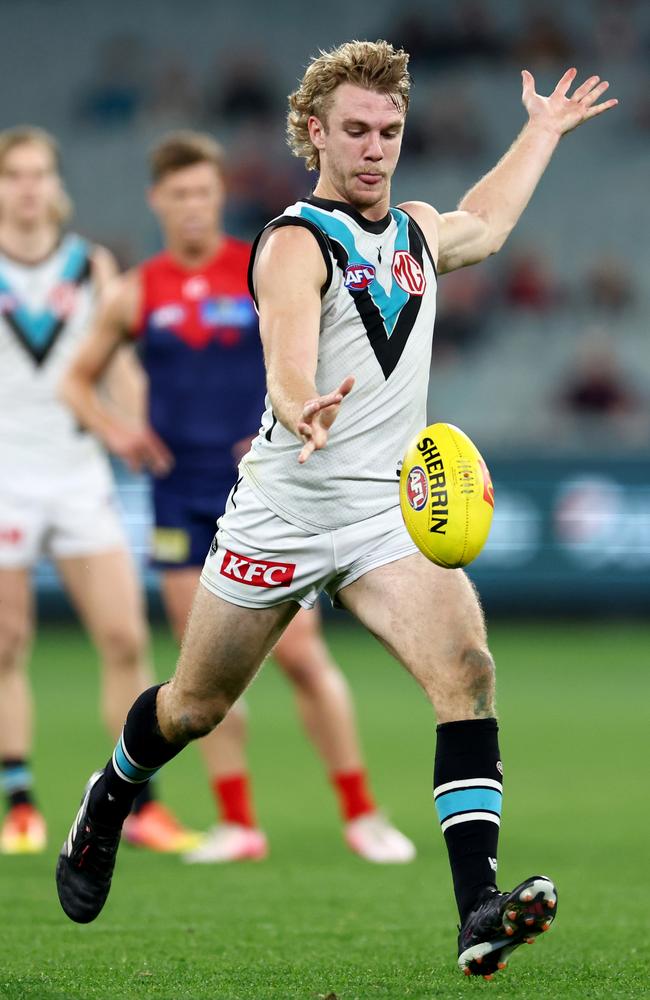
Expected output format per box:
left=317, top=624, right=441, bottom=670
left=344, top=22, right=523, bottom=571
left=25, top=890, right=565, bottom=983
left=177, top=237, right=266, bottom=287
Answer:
left=2, top=2, right=649, bottom=998
left=11, top=0, right=648, bottom=616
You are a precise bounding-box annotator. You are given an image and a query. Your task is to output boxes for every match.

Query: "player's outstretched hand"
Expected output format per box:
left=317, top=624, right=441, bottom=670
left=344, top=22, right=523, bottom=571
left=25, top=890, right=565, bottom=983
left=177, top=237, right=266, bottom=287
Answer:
left=522, top=68, right=618, bottom=136
left=103, top=422, right=174, bottom=476
left=297, top=375, right=355, bottom=464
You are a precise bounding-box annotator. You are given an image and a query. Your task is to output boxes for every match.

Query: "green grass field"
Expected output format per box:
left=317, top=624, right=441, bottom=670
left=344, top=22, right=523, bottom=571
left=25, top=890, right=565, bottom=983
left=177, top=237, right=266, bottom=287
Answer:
left=1, top=619, right=648, bottom=999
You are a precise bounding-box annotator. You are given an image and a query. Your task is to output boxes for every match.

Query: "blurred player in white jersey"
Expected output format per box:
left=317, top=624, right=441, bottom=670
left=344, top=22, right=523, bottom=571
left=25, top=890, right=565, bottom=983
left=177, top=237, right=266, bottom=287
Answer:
left=0, top=127, right=196, bottom=853
left=57, top=41, right=616, bottom=980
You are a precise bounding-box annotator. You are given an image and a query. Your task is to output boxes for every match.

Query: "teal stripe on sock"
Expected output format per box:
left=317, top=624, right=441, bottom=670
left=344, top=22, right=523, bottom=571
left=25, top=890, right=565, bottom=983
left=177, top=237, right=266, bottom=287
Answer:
left=2, top=766, right=33, bottom=793
left=113, top=738, right=160, bottom=783
left=435, top=787, right=502, bottom=823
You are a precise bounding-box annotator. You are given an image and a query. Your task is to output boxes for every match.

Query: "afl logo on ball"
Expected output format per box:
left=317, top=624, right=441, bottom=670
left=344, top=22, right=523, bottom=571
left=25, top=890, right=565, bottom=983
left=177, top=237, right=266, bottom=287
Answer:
left=392, top=251, right=426, bottom=295
left=407, top=466, right=428, bottom=511
left=344, top=264, right=376, bottom=290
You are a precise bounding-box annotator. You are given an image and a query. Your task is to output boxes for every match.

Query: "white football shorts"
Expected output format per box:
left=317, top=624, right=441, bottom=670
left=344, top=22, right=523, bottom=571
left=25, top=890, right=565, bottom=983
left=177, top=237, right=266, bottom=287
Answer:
left=200, top=477, right=418, bottom=610
left=0, top=475, right=127, bottom=569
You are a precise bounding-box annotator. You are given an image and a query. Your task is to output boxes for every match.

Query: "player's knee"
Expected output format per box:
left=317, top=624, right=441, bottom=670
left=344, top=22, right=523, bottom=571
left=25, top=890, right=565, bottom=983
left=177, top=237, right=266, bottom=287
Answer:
left=459, top=645, right=496, bottom=713
left=282, top=654, right=340, bottom=695
left=277, top=637, right=332, bottom=687
left=167, top=694, right=229, bottom=742
left=97, top=622, right=147, bottom=671
left=280, top=653, right=317, bottom=688
left=0, top=617, right=30, bottom=673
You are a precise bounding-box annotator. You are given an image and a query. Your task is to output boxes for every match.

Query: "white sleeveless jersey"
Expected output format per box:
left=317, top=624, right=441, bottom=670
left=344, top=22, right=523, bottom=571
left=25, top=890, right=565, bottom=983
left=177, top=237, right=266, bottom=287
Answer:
left=0, top=233, right=112, bottom=490
left=242, top=196, right=437, bottom=531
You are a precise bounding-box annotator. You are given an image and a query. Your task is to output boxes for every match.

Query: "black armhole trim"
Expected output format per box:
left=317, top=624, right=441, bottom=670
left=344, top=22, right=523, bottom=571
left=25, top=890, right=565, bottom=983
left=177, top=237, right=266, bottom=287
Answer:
left=230, top=477, right=243, bottom=509
left=247, top=217, right=333, bottom=305
left=78, top=255, right=93, bottom=285
left=401, top=211, right=438, bottom=279
left=265, top=411, right=278, bottom=442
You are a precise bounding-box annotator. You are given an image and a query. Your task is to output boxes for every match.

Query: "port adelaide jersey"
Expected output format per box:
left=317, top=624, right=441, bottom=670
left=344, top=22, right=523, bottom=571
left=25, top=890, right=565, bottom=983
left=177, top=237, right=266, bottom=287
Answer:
left=0, top=233, right=111, bottom=486
left=244, top=195, right=438, bottom=532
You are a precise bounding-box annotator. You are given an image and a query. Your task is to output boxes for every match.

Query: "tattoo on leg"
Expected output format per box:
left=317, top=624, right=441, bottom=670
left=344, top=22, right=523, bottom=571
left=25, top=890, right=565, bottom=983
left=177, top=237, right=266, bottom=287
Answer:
left=462, top=647, right=495, bottom=718
left=174, top=711, right=216, bottom=743
left=473, top=689, right=493, bottom=718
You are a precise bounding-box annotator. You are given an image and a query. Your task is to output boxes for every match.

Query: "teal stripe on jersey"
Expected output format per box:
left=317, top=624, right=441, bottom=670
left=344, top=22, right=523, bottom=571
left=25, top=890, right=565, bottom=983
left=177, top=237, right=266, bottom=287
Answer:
left=113, top=736, right=160, bottom=784
left=0, top=235, right=88, bottom=350
left=297, top=204, right=410, bottom=337
left=59, top=235, right=88, bottom=282
left=389, top=207, right=410, bottom=251
left=435, top=787, right=502, bottom=823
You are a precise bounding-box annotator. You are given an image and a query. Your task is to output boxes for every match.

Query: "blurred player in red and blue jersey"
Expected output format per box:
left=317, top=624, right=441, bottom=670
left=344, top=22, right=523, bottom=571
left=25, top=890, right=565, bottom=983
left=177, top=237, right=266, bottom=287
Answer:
left=62, top=130, right=415, bottom=863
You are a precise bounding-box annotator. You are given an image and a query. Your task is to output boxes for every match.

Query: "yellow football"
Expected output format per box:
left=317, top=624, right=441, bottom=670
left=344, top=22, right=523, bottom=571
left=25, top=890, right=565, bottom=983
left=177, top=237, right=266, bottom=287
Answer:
left=399, top=423, right=495, bottom=568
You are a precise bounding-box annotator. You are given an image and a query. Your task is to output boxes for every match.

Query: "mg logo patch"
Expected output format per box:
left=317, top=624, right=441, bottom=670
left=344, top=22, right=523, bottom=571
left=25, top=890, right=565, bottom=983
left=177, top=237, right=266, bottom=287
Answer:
left=392, top=251, right=426, bottom=295
left=344, top=264, right=376, bottom=290
left=220, top=549, right=296, bottom=588
left=48, top=282, right=78, bottom=319
left=0, top=527, right=23, bottom=545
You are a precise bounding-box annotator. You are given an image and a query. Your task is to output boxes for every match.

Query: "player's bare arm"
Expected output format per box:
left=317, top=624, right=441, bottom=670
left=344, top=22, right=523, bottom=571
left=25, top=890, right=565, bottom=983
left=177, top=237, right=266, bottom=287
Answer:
left=88, top=247, right=146, bottom=424
left=102, top=341, right=148, bottom=424
left=255, top=225, right=354, bottom=463
left=60, top=266, right=172, bottom=474
left=402, top=68, right=618, bottom=274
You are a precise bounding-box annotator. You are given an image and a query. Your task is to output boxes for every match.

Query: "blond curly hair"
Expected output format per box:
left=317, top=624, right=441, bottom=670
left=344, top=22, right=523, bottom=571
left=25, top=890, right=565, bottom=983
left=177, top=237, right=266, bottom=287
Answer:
left=287, top=40, right=411, bottom=172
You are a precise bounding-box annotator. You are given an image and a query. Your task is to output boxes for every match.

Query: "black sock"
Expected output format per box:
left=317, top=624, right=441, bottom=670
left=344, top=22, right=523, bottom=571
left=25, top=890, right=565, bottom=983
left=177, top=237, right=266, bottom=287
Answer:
left=434, top=718, right=503, bottom=922
left=132, top=780, right=156, bottom=815
left=89, top=685, right=186, bottom=826
left=2, top=758, right=36, bottom=808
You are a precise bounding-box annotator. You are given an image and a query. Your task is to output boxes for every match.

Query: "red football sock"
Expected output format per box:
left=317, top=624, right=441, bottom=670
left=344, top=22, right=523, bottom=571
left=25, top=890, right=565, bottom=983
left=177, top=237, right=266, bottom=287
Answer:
left=331, top=769, right=375, bottom=822
left=212, top=773, right=256, bottom=828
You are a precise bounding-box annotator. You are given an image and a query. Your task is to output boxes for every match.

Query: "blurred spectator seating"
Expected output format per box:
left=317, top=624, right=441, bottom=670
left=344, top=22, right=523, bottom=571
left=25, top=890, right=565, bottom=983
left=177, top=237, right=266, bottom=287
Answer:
left=76, top=33, right=150, bottom=128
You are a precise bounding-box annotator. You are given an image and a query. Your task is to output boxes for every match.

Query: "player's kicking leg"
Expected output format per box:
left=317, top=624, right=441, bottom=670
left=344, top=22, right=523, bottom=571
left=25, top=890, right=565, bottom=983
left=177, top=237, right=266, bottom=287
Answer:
left=338, top=553, right=557, bottom=979
left=57, top=550, right=199, bottom=853
left=56, top=583, right=297, bottom=923
left=161, top=566, right=267, bottom=863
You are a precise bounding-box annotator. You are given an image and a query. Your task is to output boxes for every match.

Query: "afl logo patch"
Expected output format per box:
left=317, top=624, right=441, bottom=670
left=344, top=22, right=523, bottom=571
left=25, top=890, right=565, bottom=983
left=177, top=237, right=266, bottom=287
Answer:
left=406, top=466, right=428, bottom=511
left=392, top=251, right=426, bottom=295
left=344, top=264, right=376, bottom=290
